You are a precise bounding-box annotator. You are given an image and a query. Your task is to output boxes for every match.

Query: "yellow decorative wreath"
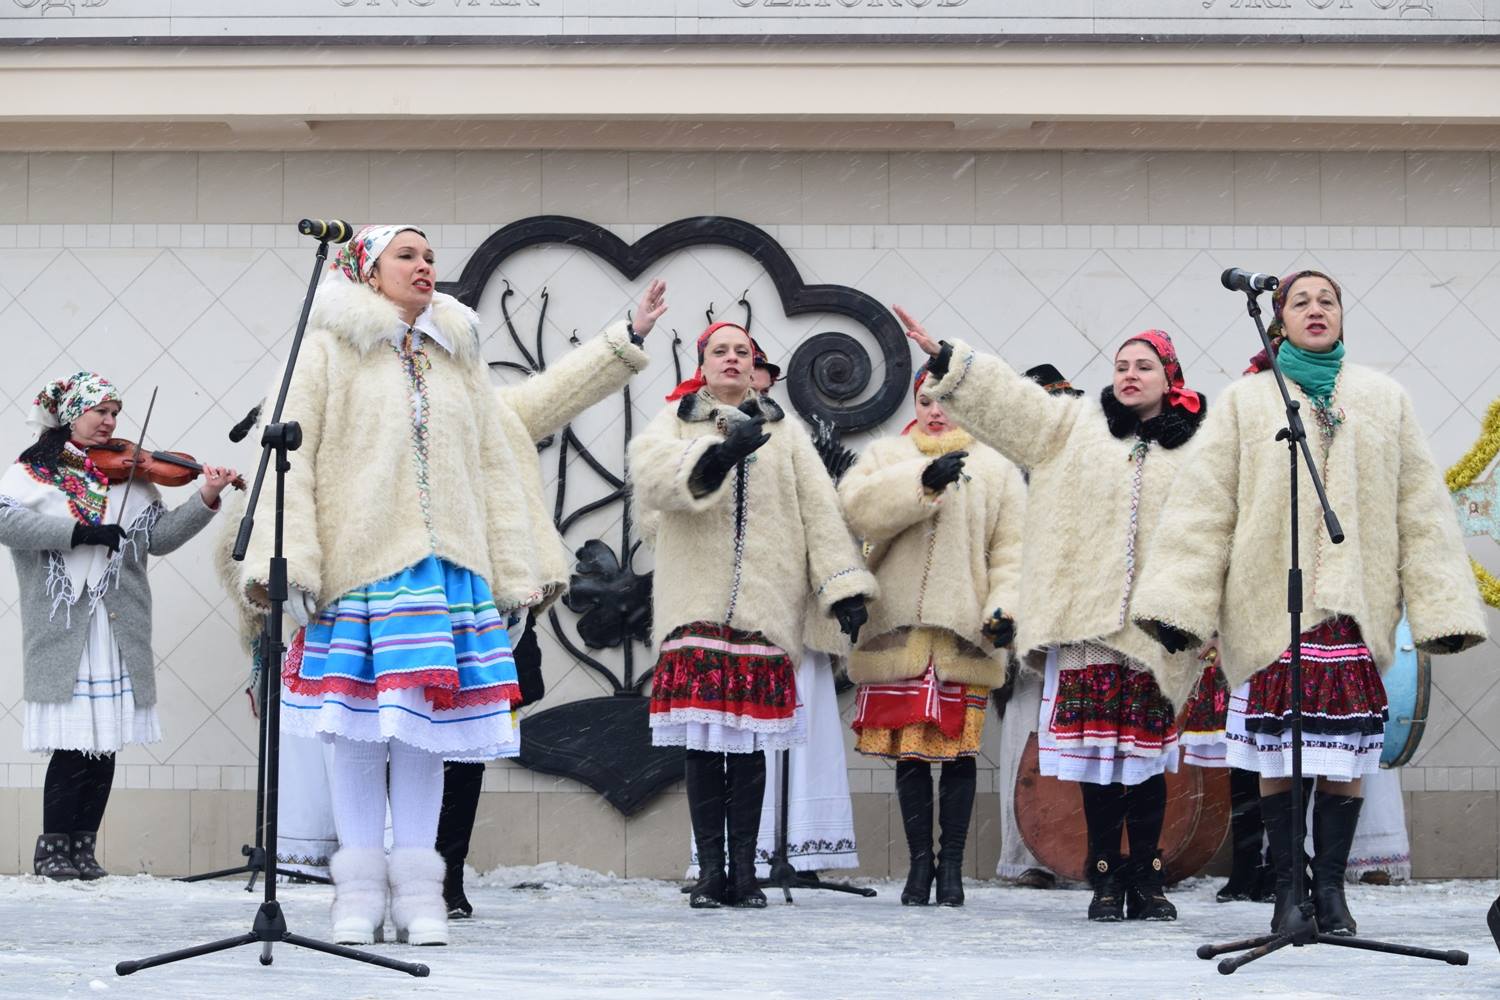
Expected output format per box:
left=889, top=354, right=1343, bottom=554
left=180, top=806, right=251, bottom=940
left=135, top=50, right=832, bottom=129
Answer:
left=1446, top=397, right=1500, bottom=609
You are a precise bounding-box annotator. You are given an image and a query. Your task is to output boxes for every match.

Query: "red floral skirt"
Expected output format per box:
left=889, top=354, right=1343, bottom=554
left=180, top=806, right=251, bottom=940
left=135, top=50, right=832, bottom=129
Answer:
left=1241, top=617, right=1387, bottom=739
left=648, top=621, right=797, bottom=732
left=1049, top=648, right=1178, bottom=756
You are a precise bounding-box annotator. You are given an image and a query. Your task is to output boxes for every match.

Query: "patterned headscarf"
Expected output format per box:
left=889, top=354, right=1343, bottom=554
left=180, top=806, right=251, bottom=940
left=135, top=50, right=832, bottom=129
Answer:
left=30, top=371, right=121, bottom=430
left=665, top=322, right=754, bottom=402
left=751, top=337, right=781, bottom=382
left=329, top=224, right=427, bottom=284
left=1246, top=269, right=1344, bottom=374
left=1120, top=330, right=1203, bottom=415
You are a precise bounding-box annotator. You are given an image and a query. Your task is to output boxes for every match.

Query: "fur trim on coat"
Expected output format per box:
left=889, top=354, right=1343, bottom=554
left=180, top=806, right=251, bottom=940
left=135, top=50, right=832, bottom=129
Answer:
left=630, top=391, right=876, bottom=664
left=924, top=340, right=1205, bottom=706
left=240, top=277, right=646, bottom=615
left=1132, top=364, right=1487, bottom=688
left=840, top=429, right=1026, bottom=688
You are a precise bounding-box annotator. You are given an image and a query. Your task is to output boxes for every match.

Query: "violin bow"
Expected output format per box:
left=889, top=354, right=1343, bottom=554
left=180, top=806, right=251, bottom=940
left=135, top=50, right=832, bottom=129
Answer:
left=115, top=385, right=158, bottom=538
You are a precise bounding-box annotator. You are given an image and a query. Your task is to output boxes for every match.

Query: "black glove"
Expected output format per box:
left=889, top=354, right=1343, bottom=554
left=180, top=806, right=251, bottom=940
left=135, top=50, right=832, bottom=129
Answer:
left=71, top=522, right=126, bottom=553
left=1154, top=623, right=1193, bottom=655
left=921, top=451, right=968, bottom=493
left=926, top=341, right=954, bottom=380
left=688, top=417, right=770, bottom=497
left=1431, top=635, right=1469, bottom=654
left=981, top=610, right=1016, bottom=649
left=832, top=596, right=868, bottom=644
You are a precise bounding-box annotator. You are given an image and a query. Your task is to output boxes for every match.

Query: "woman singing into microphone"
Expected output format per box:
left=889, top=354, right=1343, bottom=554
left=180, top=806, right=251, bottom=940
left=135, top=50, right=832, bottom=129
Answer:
left=1134, top=269, right=1486, bottom=936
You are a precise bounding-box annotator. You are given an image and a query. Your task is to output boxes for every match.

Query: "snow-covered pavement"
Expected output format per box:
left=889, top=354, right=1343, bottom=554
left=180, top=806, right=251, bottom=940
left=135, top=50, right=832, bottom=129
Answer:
left=1, top=865, right=1496, bottom=999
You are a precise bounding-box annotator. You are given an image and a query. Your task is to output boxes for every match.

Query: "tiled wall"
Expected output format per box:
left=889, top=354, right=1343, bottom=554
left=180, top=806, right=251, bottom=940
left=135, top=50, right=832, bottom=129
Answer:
left=1, top=149, right=1499, bottom=879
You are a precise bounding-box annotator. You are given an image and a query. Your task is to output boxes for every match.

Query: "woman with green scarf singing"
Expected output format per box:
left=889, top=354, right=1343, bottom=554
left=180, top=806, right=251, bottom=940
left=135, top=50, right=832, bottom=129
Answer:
left=1133, top=270, right=1486, bottom=938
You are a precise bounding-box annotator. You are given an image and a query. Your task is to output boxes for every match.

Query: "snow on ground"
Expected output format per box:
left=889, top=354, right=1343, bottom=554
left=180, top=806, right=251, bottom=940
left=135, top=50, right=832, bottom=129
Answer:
left=1, top=866, right=1496, bottom=1000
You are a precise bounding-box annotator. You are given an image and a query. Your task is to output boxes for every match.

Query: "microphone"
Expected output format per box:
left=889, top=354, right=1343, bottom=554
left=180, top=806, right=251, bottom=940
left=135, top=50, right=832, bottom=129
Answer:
left=1221, top=268, right=1279, bottom=294
left=297, top=219, right=354, bottom=243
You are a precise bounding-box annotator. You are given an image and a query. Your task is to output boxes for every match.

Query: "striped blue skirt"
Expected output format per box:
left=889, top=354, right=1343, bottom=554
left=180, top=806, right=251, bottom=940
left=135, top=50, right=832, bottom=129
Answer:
left=281, top=555, right=521, bottom=758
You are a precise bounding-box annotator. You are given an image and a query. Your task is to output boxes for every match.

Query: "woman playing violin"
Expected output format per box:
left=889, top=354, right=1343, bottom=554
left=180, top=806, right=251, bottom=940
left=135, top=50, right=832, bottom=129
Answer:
left=0, top=372, right=236, bottom=881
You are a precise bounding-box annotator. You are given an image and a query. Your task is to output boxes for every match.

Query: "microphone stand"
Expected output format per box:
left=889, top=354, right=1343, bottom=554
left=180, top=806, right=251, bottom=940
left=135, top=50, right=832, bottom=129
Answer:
left=176, top=630, right=330, bottom=890
left=1195, top=288, right=1467, bottom=975
left=117, top=231, right=428, bottom=979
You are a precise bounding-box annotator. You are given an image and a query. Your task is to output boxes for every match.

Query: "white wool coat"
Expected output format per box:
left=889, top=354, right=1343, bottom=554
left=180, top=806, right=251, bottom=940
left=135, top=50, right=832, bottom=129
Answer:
left=241, top=277, right=647, bottom=614
left=1132, top=364, right=1487, bottom=688
left=630, top=391, right=876, bottom=663
left=839, top=429, right=1027, bottom=688
left=925, top=340, right=1206, bottom=706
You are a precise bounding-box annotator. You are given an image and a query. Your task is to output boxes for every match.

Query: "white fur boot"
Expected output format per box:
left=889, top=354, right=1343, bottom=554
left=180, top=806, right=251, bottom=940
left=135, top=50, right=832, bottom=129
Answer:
left=329, top=847, right=388, bottom=945
left=388, top=847, right=448, bottom=946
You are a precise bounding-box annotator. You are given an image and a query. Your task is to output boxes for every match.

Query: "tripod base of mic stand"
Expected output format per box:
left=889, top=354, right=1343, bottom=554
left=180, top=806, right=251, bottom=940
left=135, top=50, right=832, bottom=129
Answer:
left=115, top=900, right=429, bottom=978
left=176, top=844, right=331, bottom=889
left=1197, top=904, right=1467, bottom=976
left=758, top=856, right=876, bottom=904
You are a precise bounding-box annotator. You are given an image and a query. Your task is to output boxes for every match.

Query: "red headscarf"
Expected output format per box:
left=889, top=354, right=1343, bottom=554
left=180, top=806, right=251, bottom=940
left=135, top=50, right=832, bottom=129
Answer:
left=664, top=322, right=753, bottom=402
left=902, top=368, right=933, bottom=434
left=1121, top=329, right=1202, bottom=415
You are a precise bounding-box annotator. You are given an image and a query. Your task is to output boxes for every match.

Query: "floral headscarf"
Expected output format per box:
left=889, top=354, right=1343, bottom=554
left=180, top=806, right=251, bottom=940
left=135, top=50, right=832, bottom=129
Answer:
left=30, top=371, right=120, bottom=430
left=329, top=224, right=426, bottom=285
left=1120, top=330, right=1202, bottom=415
left=1246, top=269, right=1343, bottom=374
left=664, top=322, right=754, bottom=402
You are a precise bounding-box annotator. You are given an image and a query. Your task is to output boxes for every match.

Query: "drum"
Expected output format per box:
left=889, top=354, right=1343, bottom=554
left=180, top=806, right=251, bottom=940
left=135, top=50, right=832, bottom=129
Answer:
left=1014, top=734, right=1230, bottom=883
left=1381, top=615, right=1431, bottom=768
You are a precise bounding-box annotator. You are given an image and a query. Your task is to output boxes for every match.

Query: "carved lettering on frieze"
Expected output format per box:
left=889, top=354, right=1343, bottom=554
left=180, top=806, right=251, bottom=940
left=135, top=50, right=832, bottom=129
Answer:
left=732, top=0, right=971, bottom=8
left=332, top=0, right=542, bottom=7
left=1201, top=0, right=1434, bottom=12
left=11, top=0, right=108, bottom=13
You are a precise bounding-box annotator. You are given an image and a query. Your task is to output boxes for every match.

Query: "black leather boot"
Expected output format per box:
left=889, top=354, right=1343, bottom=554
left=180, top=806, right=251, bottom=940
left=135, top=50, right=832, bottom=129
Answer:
left=1086, top=852, right=1125, bottom=921
left=1260, top=790, right=1311, bottom=933
left=725, top=753, right=767, bottom=909
left=436, top=761, right=484, bottom=918
left=935, top=758, right=976, bottom=907
left=34, top=833, right=80, bottom=881
left=69, top=831, right=107, bottom=881
left=684, top=751, right=728, bottom=909
left=1311, top=791, right=1363, bottom=936
left=895, top=760, right=934, bottom=906
left=1124, top=852, right=1177, bottom=921
left=1217, top=768, right=1265, bottom=903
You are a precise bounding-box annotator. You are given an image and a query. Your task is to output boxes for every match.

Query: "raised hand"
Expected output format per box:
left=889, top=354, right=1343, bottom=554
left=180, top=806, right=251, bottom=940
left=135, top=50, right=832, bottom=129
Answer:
left=633, top=278, right=669, bottom=338
left=894, top=304, right=940, bottom=357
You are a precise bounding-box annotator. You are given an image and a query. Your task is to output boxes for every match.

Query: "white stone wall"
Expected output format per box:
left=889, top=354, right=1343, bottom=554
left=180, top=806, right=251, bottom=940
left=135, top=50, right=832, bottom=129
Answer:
left=0, top=148, right=1498, bottom=877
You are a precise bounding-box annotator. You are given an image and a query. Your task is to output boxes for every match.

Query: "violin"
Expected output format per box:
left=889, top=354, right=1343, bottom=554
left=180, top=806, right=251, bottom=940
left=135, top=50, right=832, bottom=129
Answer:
left=87, top=439, right=247, bottom=491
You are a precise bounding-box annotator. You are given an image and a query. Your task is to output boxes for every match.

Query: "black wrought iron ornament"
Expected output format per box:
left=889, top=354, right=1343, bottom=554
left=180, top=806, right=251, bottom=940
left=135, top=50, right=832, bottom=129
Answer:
left=444, top=215, right=906, bottom=815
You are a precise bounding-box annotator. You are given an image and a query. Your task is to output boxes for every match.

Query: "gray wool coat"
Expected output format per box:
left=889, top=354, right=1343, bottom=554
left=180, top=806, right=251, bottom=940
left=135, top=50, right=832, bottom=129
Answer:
left=0, top=493, right=218, bottom=707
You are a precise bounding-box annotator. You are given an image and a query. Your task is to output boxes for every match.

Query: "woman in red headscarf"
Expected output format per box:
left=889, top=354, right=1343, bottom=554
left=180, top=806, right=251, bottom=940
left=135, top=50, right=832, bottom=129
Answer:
left=1134, top=269, right=1485, bottom=937
left=630, top=321, right=876, bottom=910
left=903, top=309, right=1208, bottom=922
left=839, top=365, right=1027, bottom=907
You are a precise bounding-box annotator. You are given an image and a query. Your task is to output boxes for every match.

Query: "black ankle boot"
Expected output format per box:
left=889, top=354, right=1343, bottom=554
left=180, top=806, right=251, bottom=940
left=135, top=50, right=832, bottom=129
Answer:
left=1124, top=853, right=1176, bottom=921
left=685, top=752, right=728, bottom=909
left=69, top=832, right=106, bottom=881
left=1086, top=853, right=1125, bottom=921
left=34, top=833, right=80, bottom=881
left=895, top=760, right=934, bottom=905
left=935, top=758, right=975, bottom=907
left=726, top=753, right=767, bottom=909
left=442, top=858, right=472, bottom=918
left=1312, top=792, right=1363, bottom=936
